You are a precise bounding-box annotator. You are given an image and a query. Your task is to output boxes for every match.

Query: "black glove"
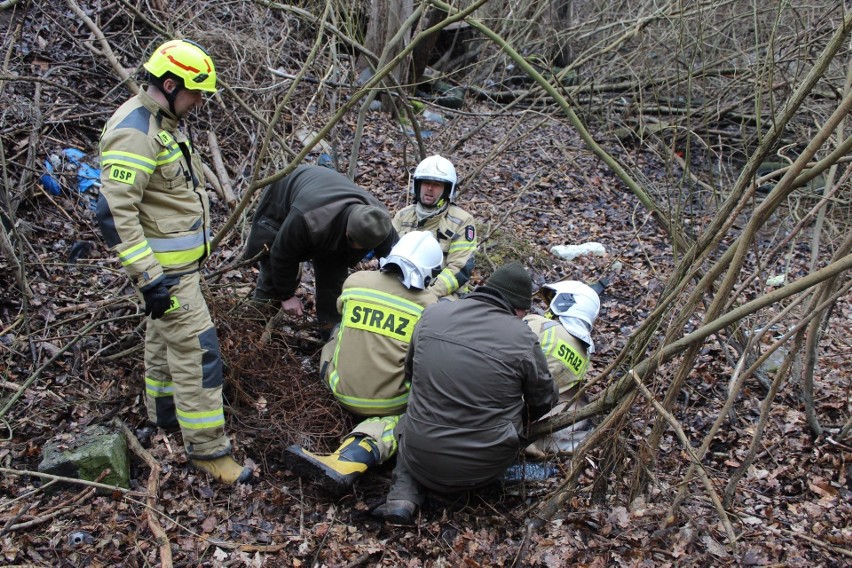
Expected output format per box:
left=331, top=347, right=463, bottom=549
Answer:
left=142, top=283, right=172, bottom=320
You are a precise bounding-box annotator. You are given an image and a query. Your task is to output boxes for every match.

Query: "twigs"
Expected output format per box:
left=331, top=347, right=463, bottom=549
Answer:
left=0, top=313, right=139, bottom=419
left=207, top=129, right=237, bottom=208
left=66, top=0, right=139, bottom=95
left=628, top=370, right=737, bottom=548
left=117, top=419, right=172, bottom=568
left=0, top=466, right=137, bottom=495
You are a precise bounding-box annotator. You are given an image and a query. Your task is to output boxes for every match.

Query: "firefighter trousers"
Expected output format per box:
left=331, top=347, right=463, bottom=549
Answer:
left=143, top=271, right=232, bottom=459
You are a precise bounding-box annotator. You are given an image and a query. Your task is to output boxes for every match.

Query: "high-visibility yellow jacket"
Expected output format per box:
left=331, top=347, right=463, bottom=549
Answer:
left=523, top=314, right=590, bottom=392
left=323, top=270, right=438, bottom=417
left=96, top=91, right=210, bottom=291
left=392, top=204, right=476, bottom=297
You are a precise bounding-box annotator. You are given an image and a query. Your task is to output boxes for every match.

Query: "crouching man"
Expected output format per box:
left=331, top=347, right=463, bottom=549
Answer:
left=524, top=280, right=600, bottom=456
left=284, top=232, right=443, bottom=494
left=373, top=263, right=557, bottom=523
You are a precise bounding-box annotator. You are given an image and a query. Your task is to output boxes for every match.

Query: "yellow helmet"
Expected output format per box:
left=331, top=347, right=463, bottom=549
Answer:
left=143, top=39, right=216, bottom=92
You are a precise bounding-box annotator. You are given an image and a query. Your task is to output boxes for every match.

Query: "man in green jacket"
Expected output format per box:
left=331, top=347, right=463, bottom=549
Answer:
left=244, top=166, right=397, bottom=334
left=374, top=262, right=556, bottom=523
left=284, top=231, right=443, bottom=494
left=97, top=39, right=250, bottom=484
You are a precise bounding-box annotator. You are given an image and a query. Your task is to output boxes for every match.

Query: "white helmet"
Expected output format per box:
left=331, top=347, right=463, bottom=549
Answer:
left=411, top=155, right=457, bottom=204
left=543, top=280, right=600, bottom=351
left=380, top=231, right=444, bottom=290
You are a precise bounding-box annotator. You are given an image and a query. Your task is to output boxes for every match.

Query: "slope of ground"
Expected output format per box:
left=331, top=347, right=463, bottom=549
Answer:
left=1, top=1, right=849, bottom=566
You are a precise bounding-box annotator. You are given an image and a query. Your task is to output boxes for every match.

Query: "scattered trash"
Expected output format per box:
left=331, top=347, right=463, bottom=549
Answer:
left=39, top=159, right=62, bottom=195
left=39, top=148, right=101, bottom=209
left=422, top=109, right=445, bottom=124
left=766, top=274, right=785, bottom=287
left=64, top=148, right=101, bottom=195
left=500, top=461, right=561, bottom=483
left=68, top=531, right=94, bottom=547
left=317, top=153, right=335, bottom=170
left=405, top=128, right=432, bottom=139
left=550, top=242, right=606, bottom=261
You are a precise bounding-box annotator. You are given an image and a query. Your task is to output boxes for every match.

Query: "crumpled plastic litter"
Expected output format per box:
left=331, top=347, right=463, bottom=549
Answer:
left=500, top=461, right=561, bottom=484
left=68, top=531, right=94, bottom=546
left=39, top=148, right=101, bottom=209
left=550, top=242, right=606, bottom=261
left=39, top=159, right=62, bottom=195
left=317, top=153, right=335, bottom=170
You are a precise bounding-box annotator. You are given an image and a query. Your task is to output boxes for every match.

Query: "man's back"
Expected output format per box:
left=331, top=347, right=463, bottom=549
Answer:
left=325, top=270, right=437, bottom=416
left=398, top=289, right=555, bottom=491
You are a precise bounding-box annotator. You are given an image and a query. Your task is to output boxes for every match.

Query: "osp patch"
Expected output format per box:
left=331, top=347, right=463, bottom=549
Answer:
left=465, top=225, right=475, bottom=241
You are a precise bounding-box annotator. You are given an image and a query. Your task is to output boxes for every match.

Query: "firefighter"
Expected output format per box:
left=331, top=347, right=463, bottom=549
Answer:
left=96, top=39, right=251, bottom=484
left=244, top=166, right=398, bottom=335
left=524, top=281, right=600, bottom=456
left=373, top=262, right=557, bottom=523
left=392, top=155, right=477, bottom=298
left=284, top=231, right=443, bottom=494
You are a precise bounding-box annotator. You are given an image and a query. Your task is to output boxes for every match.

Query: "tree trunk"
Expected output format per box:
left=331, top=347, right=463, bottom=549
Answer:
left=359, top=0, right=414, bottom=84
left=546, top=0, right=573, bottom=67
left=410, top=5, right=447, bottom=86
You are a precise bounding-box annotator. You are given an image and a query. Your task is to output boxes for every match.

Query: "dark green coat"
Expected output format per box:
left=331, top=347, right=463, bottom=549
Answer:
left=245, top=166, right=397, bottom=321
left=396, top=288, right=556, bottom=492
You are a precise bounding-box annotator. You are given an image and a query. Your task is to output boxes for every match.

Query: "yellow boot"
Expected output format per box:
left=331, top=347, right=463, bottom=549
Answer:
left=191, top=455, right=252, bottom=485
left=285, top=436, right=379, bottom=495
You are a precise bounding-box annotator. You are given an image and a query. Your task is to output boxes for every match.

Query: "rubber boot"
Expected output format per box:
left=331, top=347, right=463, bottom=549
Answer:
left=285, top=435, right=380, bottom=495
left=191, top=455, right=253, bottom=485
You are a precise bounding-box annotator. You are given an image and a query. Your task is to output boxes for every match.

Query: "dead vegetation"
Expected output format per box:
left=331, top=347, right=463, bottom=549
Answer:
left=1, top=0, right=850, bottom=566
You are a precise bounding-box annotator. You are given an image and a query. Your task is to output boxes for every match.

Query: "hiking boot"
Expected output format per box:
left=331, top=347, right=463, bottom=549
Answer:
left=191, top=455, right=252, bottom=485
left=285, top=435, right=380, bottom=495
left=372, top=499, right=417, bottom=524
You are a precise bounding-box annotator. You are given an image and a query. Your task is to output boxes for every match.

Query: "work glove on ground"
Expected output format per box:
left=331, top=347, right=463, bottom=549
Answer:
left=143, top=283, right=172, bottom=319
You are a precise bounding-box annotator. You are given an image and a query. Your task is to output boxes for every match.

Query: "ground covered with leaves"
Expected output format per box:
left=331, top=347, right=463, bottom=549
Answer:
left=2, top=1, right=851, bottom=566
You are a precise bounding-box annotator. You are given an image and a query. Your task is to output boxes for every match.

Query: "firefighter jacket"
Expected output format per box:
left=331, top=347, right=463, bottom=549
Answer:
left=396, top=288, right=557, bottom=491
left=245, top=165, right=397, bottom=301
left=523, top=314, right=590, bottom=393
left=96, top=90, right=210, bottom=291
left=321, top=270, right=438, bottom=417
left=392, top=204, right=476, bottom=297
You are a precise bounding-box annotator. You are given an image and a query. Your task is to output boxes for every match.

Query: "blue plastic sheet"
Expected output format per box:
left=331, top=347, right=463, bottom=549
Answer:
left=39, top=148, right=101, bottom=209
left=40, top=160, right=62, bottom=195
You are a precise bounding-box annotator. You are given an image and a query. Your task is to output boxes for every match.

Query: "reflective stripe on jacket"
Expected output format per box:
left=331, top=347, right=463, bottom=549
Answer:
left=324, top=271, right=437, bottom=416
left=392, top=204, right=476, bottom=297
left=524, top=314, right=590, bottom=392
left=97, top=91, right=210, bottom=290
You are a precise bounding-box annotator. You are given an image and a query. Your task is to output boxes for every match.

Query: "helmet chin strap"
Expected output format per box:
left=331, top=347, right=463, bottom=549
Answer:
left=157, top=79, right=182, bottom=117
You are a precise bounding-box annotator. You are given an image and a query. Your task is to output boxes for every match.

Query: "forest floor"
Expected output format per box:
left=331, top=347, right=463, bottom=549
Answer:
left=1, top=2, right=851, bottom=566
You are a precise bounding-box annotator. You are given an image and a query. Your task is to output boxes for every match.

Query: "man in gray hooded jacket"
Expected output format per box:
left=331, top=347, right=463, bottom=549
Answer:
left=374, top=262, right=557, bottom=523
left=244, top=165, right=397, bottom=330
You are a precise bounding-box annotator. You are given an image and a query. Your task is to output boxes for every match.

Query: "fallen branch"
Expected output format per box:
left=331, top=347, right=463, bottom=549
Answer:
left=207, top=130, right=237, bottom=207
left=66, top=0, right=139, bottom=95
left=117, top=420, right=172, bottom=568
left=0, top=466, right=140, bottom=495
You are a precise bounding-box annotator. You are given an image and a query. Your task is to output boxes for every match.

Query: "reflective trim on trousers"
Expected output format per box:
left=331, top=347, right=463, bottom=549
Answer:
left=145, top=376, right=175, bottom=397
left=176, top=407, right=226, bottom=430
